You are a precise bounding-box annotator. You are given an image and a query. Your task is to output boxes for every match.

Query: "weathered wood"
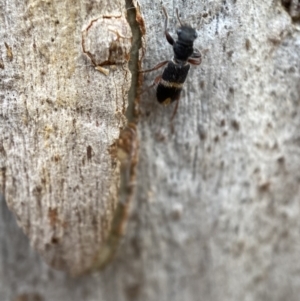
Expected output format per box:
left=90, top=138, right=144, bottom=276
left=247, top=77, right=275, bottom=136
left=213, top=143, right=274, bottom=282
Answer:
left=1, top=0, right=300, bottom=300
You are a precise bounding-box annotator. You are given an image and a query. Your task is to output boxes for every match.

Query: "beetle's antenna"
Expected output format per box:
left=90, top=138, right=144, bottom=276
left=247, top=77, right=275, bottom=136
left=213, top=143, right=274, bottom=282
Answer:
left=162, top=5, right=169, bottom=32
left=176, top=8, right=184, bottom=26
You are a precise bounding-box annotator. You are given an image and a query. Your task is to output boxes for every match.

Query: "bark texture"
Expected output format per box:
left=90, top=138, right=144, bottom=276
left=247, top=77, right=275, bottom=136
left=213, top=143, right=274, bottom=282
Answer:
left=1, top=0, right=300, bottom=300
left=0, top=0, right=132, bottom=276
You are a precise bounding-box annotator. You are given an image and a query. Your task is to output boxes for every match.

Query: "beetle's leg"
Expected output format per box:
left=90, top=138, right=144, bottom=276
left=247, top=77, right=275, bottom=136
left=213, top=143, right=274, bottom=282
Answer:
left=140, top=75, right=162, bottom=94
left=154, top=75, right=162, bottom=85
left=140, top=60, right=168, bottom=73
left=169, top=94, right=180, bottom=133
left=188, top=56, right=202, bottom=65
left=170, top=94, right=180, bottom=121
left=191, top=48, right=201, bottom=58
left=188, top=49, right=202, bottom=65
left=162, top=6, right=175, bottom=45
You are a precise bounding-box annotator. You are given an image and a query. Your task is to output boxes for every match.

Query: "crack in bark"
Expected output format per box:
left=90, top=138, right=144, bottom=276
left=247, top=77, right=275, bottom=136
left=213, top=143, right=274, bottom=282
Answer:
left=89, top=0, right=144, bottom=272
left=125, top=0, right=143, bottom=122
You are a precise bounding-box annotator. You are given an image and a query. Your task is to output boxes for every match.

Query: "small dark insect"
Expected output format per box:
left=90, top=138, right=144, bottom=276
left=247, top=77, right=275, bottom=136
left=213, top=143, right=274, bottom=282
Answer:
left=141, top=6, right=202, bottom=120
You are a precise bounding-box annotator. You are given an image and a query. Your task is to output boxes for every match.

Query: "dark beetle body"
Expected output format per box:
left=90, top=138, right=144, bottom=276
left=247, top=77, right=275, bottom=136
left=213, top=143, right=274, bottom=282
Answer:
left=157, top=61, right=190, bottom=105
left=142, top=7, right=201, bottom=119
left=142, top=7, right=202, bottom=118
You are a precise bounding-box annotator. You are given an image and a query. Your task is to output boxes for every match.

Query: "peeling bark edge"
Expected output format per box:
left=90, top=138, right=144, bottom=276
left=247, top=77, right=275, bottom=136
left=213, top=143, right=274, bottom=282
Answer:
left=88, top=0, right=145, bottom=273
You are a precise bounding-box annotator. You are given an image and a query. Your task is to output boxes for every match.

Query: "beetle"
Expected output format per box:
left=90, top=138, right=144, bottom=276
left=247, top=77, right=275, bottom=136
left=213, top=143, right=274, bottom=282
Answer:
left=141, top=6, right=202, bottom=120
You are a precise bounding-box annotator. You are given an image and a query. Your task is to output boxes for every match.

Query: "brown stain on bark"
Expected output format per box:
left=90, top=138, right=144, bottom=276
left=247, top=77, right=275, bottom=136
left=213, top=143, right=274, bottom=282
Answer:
left=48, top=207, right=59, bottom=227
left=4, top=42, right=13, bottom=61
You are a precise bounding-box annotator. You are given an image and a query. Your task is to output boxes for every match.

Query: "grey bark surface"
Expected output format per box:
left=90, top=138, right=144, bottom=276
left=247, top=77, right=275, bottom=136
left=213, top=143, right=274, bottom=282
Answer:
left=1, top=0, right=300, bottom=300
left=0, top=0, right=132, bottom=276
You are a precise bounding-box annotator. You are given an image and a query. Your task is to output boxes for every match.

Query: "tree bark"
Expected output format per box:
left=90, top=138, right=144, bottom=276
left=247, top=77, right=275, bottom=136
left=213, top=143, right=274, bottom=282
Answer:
left=1, top=0, right=300, bottom=300
left=0, top=0, right=134, bottom=276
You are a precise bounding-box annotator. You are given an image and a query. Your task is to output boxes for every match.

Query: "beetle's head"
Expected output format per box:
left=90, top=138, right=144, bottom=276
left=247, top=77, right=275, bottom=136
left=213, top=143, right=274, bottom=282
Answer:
left=176, top=26, right=197, bottom=44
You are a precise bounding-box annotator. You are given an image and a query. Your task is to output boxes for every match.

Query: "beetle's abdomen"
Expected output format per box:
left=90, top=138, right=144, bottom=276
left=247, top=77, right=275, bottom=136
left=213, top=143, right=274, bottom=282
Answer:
left=156, top=61, right=190, bottom=105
